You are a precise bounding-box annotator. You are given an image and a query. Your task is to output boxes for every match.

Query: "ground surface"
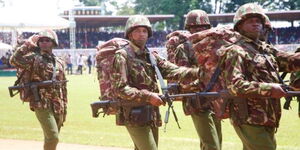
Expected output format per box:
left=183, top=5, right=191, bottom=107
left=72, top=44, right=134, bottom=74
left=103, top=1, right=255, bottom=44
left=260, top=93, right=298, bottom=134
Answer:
left=0, top=139, right=131, bottom=150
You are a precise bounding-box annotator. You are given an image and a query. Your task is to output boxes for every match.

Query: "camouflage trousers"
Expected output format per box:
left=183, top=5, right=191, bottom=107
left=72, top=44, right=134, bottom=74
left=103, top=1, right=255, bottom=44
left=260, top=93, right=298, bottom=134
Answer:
left=233, top=123, right=276, bottom=150
left=191, top=111, right=222, bottom=150
left=126, top=125, right=158, bottom=150
left=35, top=107, right=64, bottom=150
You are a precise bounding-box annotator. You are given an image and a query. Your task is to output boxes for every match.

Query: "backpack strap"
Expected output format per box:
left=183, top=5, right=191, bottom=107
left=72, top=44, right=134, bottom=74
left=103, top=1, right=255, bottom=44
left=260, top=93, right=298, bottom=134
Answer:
left=204, top=66, right=221, bottom=92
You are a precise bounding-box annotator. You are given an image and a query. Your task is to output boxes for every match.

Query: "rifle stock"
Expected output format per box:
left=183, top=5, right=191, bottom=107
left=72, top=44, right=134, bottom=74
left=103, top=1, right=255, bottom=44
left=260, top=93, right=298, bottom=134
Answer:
left=90, top=100, right=149, bottom=118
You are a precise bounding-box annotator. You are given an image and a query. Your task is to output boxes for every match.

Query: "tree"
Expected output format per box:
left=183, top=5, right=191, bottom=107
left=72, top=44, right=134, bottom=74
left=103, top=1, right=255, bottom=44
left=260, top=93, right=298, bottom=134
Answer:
left=272, top=0, right=300, bottom=10
left=221, top=0, right=299, bottom=13
left=79, top=0, right=113, bottom=14
left=133, top=0, right=213, bottom=30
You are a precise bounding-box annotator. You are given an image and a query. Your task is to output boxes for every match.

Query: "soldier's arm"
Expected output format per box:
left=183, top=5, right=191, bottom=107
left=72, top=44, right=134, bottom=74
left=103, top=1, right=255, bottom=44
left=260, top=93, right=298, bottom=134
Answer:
left=154, top=53, right=201, bottom=82
left=271, top=47, right=300, bottom=72
left=111, top=52, right=155, bottom=103
left=174, top=44, right=191, bottom=67
left=9, top=44, right=36, bottom=70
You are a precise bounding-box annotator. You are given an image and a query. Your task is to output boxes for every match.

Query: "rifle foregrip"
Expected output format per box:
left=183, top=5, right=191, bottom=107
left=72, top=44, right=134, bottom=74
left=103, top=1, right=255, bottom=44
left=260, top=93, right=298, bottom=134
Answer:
left=283, top=98, right=292, bottom=110
left=90, top=103, right=99, bottom=118
left=8, top=87, right=14, bottom=97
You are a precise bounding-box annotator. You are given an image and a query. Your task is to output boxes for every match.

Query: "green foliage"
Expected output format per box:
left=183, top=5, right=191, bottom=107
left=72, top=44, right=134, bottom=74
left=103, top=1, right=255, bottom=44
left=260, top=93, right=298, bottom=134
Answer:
left=1, top=74, right=300, bottom=149
left=133, top=0, right=213, bottom=29
left=80, top=0, right=103, bottom=6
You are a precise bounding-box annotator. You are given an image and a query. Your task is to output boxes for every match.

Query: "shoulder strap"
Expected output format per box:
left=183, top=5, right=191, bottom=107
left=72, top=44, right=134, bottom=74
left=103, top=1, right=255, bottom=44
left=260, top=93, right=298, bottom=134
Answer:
left=262, top=53, right=284, bottom=84
left=204, top=66, right=221, bottom=92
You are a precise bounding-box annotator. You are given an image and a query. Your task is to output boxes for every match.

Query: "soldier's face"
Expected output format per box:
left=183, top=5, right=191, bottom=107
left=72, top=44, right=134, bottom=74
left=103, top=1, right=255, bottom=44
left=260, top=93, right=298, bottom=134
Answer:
left=38, top=37, right=54, bottom=52
left=129, top=27, right=148, bottom=48
left=238, top=17, right=263, bottom=40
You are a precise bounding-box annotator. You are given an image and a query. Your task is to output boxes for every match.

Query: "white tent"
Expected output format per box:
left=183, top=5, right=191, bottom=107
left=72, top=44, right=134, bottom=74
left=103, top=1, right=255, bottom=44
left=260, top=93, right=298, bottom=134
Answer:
left=0, top=7, right=71, bottom=32
left=0, top=7, right=71, bottom=47
left=0, top=42, right=12, bottom=50
left=0, top=42, right=12, bottom=57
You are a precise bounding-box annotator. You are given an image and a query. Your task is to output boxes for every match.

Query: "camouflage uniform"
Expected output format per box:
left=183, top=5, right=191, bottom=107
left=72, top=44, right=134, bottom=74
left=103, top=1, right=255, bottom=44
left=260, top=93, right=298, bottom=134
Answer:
left=111, top=15, right=161, bottom=150
left=10, top=29, right=67, bottom=150
left=218, top=3, right=300, bottom=150
left=167, top=10, right=222, bottom=150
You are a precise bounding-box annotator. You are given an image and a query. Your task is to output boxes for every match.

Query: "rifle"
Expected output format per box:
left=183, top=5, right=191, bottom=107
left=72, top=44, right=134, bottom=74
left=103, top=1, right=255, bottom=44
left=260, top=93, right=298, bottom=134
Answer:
left=8, top=80, right=68, bottom=102
left=148, top=49, right=181, bottom=132
left=91, top=90, right=300, bottom=119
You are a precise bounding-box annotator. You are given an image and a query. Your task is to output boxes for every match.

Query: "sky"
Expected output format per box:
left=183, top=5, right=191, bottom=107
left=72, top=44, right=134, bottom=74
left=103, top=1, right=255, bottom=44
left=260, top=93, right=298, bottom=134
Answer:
left=1, top=0, right=298, bottom=28
left=3, top=0, right=77, bottom=15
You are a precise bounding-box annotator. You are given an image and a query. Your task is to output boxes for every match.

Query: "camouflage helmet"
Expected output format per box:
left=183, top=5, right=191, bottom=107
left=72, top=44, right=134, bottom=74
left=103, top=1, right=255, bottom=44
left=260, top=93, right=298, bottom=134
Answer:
left=124, top=15, right=152, bottom=39
left=233, top=3, right=267, bottom=31
left=37, top=29, right=58, bottom=47
left=184, top=10, right=211, bottom=30
left=264, top=14, right=272, bottom=30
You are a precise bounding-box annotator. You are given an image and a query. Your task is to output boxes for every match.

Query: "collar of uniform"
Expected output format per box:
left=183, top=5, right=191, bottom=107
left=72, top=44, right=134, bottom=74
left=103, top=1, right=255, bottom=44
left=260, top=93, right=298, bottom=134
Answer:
left=241, top=35, right=272, bottom=54
left=129, top=42, right=147, bottom=56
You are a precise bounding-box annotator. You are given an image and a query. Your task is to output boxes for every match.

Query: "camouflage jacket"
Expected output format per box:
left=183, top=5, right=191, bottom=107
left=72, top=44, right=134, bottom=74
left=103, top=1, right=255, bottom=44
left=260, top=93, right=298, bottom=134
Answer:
left=189, top=27, right=241, bottom=119
left=219, top=36, right=300, bottom=127
left=111, top=41, right=161, bottom=126
left=163, top=27, right=241, bottom=117
left=10, top=44, right=68, bottom=115
left=166, top=30, right=191, bottom=64
left=168, top=31, right=207, bottom=114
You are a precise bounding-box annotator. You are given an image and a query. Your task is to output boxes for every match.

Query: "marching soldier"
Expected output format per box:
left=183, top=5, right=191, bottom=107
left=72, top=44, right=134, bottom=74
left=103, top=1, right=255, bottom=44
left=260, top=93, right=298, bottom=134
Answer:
left=167, top=10, right=222, bottom=150
left=109, top=15, right=164, bottom=150
left=10, top=29, right=68, bottom=150
left=218, top=3, right=300, bottom=150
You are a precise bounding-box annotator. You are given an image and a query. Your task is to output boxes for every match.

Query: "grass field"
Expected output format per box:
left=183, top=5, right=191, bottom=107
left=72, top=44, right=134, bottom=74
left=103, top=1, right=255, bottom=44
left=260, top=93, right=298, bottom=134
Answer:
left=1, top=73, right=300, bottom=150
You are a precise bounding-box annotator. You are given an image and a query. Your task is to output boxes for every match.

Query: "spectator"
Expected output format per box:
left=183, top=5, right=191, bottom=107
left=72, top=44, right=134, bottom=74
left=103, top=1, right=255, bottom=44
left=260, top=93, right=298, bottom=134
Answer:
left=76, top=54, right=84, bottom=74
left=87, top=55, right=92, bottom=74
left=65, top=54, right=73, bottom=74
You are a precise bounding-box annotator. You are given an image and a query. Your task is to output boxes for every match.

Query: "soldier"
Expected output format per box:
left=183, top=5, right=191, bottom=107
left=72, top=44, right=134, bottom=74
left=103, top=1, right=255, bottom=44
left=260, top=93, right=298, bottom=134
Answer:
left=218, top=3, right=300, bottom=150
left=110, top=15, right=164, bottom=150
left=168, top=10, right=222, bottom=150
left=10, top=29, right=68, bottom=150
left=154, top=3, right=300, bottom=150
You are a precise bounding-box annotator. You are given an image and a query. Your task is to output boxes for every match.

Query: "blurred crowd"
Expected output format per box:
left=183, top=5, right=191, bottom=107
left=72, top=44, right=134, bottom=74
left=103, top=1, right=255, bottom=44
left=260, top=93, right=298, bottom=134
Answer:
left=0, top=26, right=299, bottom=70
left=268, top=27, right=300, bottom=44
left=19, top=30, right=170, bottom=49
left=0, top=27, right=299, bottom=49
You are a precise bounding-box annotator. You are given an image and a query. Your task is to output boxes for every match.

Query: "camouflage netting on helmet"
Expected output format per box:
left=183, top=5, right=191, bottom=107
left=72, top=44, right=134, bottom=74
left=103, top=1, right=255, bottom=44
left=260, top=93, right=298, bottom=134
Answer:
left=233, top=3, right=267, bottom=31
left=185, top=9, right=211, bottom=30
left=38, top=29, right=58, bottom=46
left=124, top=15, right=152, bottom=39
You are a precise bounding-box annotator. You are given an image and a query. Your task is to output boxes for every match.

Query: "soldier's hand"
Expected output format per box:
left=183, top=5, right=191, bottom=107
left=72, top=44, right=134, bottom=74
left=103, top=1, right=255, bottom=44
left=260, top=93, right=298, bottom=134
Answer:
left=270, top=83, right=287, bottom=98
left=25, top=34, right=39, bottom=48
left=149, top=93, right=165, bottom=106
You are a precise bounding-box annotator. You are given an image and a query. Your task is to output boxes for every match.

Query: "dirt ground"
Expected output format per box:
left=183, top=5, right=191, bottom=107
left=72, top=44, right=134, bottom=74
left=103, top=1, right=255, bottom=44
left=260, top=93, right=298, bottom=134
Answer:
left=0, top=139, right=131, bottom=150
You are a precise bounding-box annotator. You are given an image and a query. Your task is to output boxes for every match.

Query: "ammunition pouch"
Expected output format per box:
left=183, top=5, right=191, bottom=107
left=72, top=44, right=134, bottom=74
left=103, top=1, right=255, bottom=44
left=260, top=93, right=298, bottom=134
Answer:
left=229, top=98, right=248, bottom=125
left=116, top=105, right=154, bottom=126
left=183, top=96, right=209, bottom=115
left=129, top=105, right=153, bottom=126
